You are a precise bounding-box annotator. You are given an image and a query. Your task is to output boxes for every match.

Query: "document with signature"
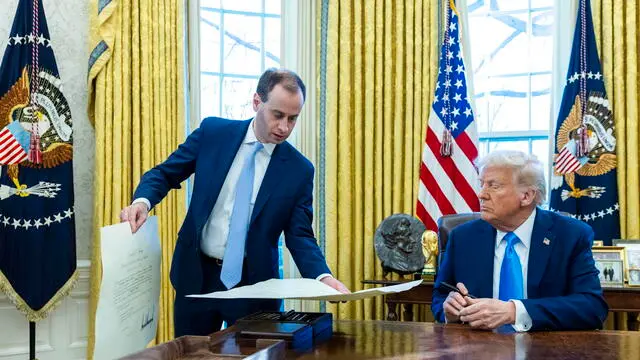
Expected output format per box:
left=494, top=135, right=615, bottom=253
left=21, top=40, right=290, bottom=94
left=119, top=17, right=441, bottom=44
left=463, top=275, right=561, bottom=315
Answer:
left=93, top=216, right=161, bottom=360
left=188, top=279, right=422, bottom=302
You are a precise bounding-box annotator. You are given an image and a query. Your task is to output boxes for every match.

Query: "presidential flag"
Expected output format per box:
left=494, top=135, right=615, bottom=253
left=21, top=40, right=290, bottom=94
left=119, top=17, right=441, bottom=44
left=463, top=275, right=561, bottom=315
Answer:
left=416, top=1, right=480, bottom=231
left=549, top=0, right=619, bottom=244
left=0, top=0, right=76, bottom=321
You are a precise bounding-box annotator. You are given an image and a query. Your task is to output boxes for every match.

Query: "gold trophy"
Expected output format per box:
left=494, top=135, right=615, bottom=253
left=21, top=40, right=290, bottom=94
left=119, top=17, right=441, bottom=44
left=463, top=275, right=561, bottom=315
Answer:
left=421, top=230, right=438, bottom=280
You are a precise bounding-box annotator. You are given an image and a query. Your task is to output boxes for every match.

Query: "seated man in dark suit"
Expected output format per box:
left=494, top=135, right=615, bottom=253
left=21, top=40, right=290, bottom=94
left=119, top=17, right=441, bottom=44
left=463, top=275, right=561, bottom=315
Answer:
left=432, top=150, right=608, bottom=331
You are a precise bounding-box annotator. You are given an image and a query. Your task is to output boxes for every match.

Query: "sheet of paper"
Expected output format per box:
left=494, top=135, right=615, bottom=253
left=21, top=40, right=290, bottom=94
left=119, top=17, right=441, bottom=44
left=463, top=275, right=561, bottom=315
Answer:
left=93, top=216, right=161, bottom=360
left=188, top=279, right=423, bottom=302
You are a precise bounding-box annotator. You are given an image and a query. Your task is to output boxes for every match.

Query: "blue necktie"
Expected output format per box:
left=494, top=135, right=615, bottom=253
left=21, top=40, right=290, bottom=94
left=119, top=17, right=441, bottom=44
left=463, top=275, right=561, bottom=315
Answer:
left=220, top=142, right=263, bottom=289
left=499, top=232, right=524, bottom=302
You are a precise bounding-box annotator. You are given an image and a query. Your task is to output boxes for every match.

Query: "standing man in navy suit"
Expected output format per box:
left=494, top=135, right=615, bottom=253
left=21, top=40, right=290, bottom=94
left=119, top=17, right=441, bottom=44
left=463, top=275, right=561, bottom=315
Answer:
left=119, top=68, right=349, bottom=337
left=432, top=150, right=608, bottom=331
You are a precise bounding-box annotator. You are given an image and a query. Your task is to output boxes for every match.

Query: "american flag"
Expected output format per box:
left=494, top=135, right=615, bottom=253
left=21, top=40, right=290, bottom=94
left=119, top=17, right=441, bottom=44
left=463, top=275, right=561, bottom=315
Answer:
left=554, top=139, right=583, bottom=174
left=0, top=121, right=30, bottom=165
left=416, top=5, right=480, bottom=231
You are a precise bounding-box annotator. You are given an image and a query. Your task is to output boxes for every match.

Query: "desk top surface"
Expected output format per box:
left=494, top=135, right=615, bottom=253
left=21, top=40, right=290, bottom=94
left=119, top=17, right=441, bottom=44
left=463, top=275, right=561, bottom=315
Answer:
left=362, top=279, right=640, bottom=293
left=209, top=320, right=640, bottom=360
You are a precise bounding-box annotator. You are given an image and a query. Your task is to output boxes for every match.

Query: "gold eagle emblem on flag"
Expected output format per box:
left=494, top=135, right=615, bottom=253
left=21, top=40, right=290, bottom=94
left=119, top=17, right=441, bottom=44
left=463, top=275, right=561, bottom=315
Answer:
left=553, top=94, right=616, bottom=200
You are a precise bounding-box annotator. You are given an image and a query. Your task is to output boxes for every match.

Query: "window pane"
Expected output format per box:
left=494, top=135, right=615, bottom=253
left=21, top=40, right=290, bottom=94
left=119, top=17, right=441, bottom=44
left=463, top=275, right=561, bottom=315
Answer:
left=531, top=73, right=552, bottom=130
left=529, top=10, right=554, bottom=73
left=265, top=0, right=281, bottom=15
left=223, top=14, right=263, bottom=75
left=474, top=94, right=490, bottom=132
left=201, top=74, right=221, bottom=118
left=488, top=140, right=529, bottom=153
left=201, top=0, right=221, bottom=8
left=221, top=0, right=262, bottom=12
left=488, top=75, right=529, bottom=132
left=532, top=139, right=550, bottom=188
left=492, top=1, right=529, bottom=12
left=479, top=140, right=489, bottom=157
left=488, top=13, right=530, bottom=76
left=264, top=17, right=281, bottom=69
left=221, top=77, right=258, bottom=119
left=200, top=11, right=221, bottom=73
left=531, top=0, right=554, bottom=9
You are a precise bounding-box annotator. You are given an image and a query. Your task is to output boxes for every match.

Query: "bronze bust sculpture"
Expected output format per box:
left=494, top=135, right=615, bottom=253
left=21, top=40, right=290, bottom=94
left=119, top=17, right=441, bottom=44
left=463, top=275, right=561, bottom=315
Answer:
left=374, top=214, right=426, bottom=276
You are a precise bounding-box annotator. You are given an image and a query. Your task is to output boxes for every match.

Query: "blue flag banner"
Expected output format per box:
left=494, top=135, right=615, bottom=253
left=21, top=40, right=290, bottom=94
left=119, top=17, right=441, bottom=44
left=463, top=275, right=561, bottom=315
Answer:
left=0, top=0, right=76, bottom=321
left=549, top=0, right=620, bottom=244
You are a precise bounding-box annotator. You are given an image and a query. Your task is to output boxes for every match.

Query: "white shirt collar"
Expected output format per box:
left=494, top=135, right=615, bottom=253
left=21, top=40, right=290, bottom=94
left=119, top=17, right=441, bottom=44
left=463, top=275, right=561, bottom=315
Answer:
left=495, top=208, right=536, bottom=249
left=244, top=119, right=276, bottom=155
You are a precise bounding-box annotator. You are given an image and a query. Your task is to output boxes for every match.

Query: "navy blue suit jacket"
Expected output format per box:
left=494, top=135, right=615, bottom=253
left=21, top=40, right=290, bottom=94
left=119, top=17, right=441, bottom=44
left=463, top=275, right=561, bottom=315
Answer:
left=432, top=209, right=608, bottom=331
left=133, top=117, right=331, bottom=295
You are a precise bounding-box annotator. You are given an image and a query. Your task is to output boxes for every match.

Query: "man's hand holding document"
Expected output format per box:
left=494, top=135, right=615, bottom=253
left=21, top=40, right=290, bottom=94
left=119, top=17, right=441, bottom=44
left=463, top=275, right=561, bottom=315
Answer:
left=188, top=279, right=422, bottom=302
left=93, top=216, right=161, bottom=360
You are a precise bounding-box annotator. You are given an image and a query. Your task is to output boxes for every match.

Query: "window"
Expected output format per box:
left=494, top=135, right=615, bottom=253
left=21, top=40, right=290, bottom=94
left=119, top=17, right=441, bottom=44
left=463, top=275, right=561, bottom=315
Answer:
left=468, top=0, right=554, bottom=185
left=197, top=0, right=285, bottom=279
left=199, top=0, right=282, bottom=121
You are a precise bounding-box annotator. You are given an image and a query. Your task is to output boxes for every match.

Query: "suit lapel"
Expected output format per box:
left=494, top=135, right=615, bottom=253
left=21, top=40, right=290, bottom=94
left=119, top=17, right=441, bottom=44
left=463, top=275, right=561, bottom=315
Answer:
left=250, top=143, right=290, bottom=224
left=475, top=221, right=497, bottom=299
left=527, top=209, right=555, bottom=298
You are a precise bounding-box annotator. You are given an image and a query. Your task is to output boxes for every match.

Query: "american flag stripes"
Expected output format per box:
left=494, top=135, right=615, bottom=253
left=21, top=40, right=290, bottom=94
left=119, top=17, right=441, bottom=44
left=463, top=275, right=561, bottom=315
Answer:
left=0, top=121, right=30, bottom=165
left=553, top=140, right=582, bottom=174
left=416, top=3, right=480, bottom=231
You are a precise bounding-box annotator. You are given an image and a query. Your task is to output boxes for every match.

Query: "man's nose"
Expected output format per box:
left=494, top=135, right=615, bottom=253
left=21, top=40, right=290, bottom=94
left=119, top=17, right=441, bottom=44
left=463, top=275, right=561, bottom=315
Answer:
left=478, top=187, right=488, bottom=200
left=277, top=121, right=289, bottom=133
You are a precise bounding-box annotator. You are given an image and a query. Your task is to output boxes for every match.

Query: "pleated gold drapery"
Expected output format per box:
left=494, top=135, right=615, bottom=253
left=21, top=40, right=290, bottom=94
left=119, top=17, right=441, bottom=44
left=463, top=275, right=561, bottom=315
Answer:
left=591, top=0, right=639, bottom=240
left=591, top=0, right=640, bottom=333
left=318, top=0, right=440, bottom=320
left=86, top=0, right=185, bottom=357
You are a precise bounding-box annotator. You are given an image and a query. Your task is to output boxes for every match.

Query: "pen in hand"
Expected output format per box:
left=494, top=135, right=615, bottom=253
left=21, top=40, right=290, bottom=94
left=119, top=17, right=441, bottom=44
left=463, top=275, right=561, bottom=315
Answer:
left=440, top=281, right=477, bottom=299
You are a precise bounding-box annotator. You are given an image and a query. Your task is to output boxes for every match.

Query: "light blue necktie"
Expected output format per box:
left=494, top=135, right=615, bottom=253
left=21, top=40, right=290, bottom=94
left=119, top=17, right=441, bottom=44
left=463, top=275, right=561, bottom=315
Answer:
left=499, top=232, right=524, bottom=302
left=220, top=142, right=263, bottom=289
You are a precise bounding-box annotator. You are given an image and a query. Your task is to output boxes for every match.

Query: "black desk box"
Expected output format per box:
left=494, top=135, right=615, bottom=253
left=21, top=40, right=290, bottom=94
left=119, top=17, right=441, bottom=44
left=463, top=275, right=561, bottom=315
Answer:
left=236, top=311, right=333, bottom=347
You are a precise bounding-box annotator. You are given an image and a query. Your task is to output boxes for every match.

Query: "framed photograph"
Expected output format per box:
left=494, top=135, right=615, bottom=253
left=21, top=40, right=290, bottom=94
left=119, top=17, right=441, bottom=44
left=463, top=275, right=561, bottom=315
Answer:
left=612, top=239, right=640, bottom=270
left=594, top=259, right=624, bottom=288
left=592, top=240, right=604, bottom=247
left=592, top=246, right=627, bottom=282
left=629, top=269, right=640, bottom=287
left=592, top=246, right=625, bottom=261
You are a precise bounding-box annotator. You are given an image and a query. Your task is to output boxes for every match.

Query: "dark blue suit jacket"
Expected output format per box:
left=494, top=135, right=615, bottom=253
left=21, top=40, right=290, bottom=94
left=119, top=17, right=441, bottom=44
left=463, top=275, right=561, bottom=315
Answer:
left=133, top=117, right=331, bottom=295
left=432, top=209, right=608, bottom=331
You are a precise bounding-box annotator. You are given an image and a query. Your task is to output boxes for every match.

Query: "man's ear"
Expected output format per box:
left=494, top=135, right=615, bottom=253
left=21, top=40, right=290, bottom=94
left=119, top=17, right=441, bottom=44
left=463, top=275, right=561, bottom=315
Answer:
left=520, top=187, right=536, bottom=207
left=252, top=93, right=261, bottom=112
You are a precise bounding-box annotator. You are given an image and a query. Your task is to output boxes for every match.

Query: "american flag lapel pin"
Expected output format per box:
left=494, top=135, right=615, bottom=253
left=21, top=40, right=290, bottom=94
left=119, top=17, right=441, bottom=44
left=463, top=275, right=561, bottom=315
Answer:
left=543, top=238, right=551, bottom=246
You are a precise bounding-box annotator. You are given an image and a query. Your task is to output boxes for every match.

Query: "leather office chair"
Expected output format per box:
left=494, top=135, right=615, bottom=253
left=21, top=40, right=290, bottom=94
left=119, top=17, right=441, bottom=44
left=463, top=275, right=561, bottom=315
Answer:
left=436, top=212, right=481, bottom=266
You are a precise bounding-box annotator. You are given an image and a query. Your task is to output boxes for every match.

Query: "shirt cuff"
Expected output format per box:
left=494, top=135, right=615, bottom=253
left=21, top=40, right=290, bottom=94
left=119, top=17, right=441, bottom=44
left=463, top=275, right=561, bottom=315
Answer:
left=315, top=273, right=332, bottom=281
left=132, top=198, right=151, bottom=211
left=510, top=300, right=533, bottom=332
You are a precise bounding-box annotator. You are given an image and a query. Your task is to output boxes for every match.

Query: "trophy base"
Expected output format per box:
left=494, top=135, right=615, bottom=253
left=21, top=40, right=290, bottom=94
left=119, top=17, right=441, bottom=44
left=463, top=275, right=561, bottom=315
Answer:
left=420, top=268, right=435, bottom=281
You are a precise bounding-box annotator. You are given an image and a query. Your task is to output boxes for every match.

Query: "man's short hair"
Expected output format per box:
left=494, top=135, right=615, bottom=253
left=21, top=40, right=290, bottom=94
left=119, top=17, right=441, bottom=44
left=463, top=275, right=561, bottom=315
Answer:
left=477, top=150, right=546, bottom=205
left=256, top=68, right=306, bottom=103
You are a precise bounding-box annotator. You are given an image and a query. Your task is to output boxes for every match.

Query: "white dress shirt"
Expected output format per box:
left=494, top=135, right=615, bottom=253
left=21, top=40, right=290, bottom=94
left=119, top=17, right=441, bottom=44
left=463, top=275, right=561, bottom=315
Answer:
left=134, top=120, right=331, bottom=281
left=493, top=208, right=536, bottom=332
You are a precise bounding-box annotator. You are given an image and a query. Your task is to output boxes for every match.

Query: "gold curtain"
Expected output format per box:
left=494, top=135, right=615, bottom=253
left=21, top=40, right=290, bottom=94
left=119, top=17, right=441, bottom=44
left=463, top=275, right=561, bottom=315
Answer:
left=86, top=0, right=185, bottom=357
left=591, top=0, right=640, bottom=332
left=318, top=0, right=440, bottom=320
left=591, top=0, right=639, bottom=240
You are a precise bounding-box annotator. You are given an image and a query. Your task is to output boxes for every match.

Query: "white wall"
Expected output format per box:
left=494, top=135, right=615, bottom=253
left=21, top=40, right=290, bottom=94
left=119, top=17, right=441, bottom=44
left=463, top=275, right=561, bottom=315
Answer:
left=0, top=261, right=90, bottom=360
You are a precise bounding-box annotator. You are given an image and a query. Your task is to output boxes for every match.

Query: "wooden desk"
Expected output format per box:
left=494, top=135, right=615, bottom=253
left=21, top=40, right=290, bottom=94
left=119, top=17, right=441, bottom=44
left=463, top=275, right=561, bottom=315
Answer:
left=204, top=320, right=639, bottom=359
left=362, top=280, right=640, bottom=330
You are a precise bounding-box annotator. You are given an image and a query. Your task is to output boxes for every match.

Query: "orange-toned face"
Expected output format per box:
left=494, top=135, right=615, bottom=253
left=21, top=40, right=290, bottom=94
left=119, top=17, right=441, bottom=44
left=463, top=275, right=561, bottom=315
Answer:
left=252, top=84, right=303, bottom=144
left=478, top=165, right=534, bottom=229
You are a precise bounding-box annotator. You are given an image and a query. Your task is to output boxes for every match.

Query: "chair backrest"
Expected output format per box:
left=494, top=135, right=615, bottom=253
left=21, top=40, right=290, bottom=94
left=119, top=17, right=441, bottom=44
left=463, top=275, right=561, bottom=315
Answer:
left=437, top=213, right=482, bottom=256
